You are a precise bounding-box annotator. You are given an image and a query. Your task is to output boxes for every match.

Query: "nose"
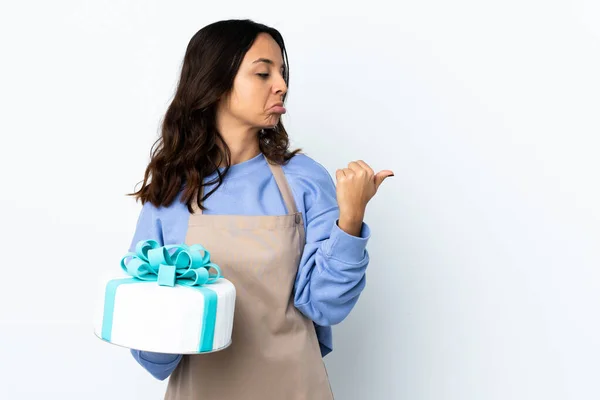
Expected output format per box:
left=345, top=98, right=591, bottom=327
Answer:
left=273, top=74, right=288, bottom=96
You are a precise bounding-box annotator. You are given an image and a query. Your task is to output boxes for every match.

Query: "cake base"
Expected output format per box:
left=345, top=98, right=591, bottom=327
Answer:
left=93, top=331, right=233, bottom=355
left=93, top=276, right=236, bottom=354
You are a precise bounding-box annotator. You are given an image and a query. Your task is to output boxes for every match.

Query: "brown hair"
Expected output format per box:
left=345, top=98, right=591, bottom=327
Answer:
left=127, top=19, right=301, bottom=212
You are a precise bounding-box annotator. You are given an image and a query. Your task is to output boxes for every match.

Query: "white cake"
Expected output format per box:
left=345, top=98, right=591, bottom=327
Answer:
left=93, top=239, right=236, bottom=354
left=93, top=275, right=236, bottom=354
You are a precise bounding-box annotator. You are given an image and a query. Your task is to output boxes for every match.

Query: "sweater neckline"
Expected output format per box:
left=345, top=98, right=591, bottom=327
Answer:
left=205, top=151, right=266, bottom=180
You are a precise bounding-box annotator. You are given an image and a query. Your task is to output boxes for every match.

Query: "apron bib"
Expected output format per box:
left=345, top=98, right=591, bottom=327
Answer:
left=164, top=156, right=334, bottom=400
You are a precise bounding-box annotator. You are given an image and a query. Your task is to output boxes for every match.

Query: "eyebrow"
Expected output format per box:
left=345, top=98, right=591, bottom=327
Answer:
left=252, top=58, right=286, bottom=71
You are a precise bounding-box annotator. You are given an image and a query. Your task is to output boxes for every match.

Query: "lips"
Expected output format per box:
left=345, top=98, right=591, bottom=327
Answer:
left=268, top=104, right=286, bottom=114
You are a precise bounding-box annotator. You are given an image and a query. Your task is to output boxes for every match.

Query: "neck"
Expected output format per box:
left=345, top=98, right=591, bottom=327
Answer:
left=215, top=119, right=261, bottom=168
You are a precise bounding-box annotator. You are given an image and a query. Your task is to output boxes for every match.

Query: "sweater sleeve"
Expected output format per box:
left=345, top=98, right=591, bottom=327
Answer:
left=127, top=201, right=183, bottom=380
left=292, top=164, right=371, bottom=327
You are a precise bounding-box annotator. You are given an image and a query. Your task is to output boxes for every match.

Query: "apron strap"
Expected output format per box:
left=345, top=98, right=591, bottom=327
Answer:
left=192, top=182, right=204, bottom=215
left=266, top=159, right=298, bottom=215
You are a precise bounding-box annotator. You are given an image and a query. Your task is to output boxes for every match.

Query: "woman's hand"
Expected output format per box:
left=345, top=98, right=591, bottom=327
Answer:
left=335, top=160, right=394, bottom=236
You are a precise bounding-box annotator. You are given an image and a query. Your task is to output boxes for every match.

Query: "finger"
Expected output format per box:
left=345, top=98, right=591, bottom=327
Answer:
left=335, top=169, right=346, bottom=180
left=374, top=170, right=395, bottom=189
left=355, top=160, right=374, bottom=176
left=348, top=161, right=367, bottom=176
left=343, top=168, right=355, bottom=177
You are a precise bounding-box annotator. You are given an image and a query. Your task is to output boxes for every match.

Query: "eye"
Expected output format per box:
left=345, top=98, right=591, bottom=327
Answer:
left=257, top=73, right=270, bottom=79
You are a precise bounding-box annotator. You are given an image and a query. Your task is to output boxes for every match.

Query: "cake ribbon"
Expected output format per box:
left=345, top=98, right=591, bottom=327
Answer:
left=120, top=239, right=222, bottom=287
left=101, top=239, right=222, bottom=352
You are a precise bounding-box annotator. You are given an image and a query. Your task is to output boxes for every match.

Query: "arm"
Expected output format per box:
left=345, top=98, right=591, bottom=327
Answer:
left=293, top=166, right=371, bottom=326
left=127, top=201, right=183, bottom=380
left=130, top=349, right=182, bottom=381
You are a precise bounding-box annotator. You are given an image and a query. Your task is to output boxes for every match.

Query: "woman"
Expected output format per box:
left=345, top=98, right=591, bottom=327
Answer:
left=127, top=19, right=393, bottom=399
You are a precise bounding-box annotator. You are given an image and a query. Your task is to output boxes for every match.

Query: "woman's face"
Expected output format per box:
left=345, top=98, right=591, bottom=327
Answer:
left=218, top=33, right=288, bottom=130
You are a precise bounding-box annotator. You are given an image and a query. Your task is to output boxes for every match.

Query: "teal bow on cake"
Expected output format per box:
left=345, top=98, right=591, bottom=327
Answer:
left=100, top=239, right=221, bottom=352
left=120, top=239, right=222, bottom=287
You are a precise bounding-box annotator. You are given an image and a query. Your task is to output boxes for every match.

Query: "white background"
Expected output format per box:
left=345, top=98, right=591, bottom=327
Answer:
left=1, top=1, right=599, bottom=399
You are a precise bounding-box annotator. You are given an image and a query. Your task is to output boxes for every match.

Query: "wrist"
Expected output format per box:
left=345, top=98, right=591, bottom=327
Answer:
left=339, top=208, right=364, bottom=223
left=337, top=213, right=364, bottom=237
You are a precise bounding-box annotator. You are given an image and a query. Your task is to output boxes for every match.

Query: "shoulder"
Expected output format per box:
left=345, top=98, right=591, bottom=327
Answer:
left=132, top=192, right=192, bottom=247
left=140, top=191, right=189, bottom=222
left=281, top=153, right=338, bottom=212
left=281, top=153, right=335, bottom=188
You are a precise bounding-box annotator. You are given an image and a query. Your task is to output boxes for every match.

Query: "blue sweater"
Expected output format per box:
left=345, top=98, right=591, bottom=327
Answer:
left=128, top=152, right=371, bottom=380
